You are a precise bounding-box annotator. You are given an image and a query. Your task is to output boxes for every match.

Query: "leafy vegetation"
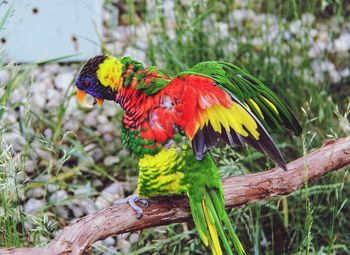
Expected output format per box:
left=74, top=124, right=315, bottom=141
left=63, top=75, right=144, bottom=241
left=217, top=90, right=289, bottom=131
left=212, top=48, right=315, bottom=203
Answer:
left=1, top=0, right=349, bottom=254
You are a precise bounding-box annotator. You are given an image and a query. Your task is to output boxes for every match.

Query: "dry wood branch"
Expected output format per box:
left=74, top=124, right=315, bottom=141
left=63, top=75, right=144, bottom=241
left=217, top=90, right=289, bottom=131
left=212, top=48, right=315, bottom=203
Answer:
left=1, top=137, right=349, bottom=255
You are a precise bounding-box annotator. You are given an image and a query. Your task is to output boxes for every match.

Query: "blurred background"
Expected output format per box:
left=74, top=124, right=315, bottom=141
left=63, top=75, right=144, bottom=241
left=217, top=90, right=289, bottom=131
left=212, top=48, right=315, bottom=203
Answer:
left=0, top=0, right=349, bottom=254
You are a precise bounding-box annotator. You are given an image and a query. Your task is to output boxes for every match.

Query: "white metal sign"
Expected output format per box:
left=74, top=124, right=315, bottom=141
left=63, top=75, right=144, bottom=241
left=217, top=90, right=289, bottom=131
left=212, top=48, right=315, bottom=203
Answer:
left=0, top=0, right=103, bottom=63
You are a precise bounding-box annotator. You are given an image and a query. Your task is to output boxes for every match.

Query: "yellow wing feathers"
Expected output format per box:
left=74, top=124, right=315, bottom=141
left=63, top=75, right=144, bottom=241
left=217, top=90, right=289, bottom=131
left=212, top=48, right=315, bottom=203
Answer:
left=249, top=98, right=264, bottom=119
left=200, top=103, right=260, bottom=140
left=261, top=96, right=279, bottom=114
left=190, top=89, right=286, bottom=168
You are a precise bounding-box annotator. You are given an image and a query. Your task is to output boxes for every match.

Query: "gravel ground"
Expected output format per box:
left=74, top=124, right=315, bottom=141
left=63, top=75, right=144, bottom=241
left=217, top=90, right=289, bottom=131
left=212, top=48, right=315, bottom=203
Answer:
left=1, top=2, right=349, bottom=253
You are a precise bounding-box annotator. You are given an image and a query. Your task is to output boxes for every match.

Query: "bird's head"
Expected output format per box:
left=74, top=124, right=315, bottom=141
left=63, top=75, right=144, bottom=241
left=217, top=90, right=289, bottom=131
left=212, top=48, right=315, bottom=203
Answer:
left=76, top=55, right=124, bottom=107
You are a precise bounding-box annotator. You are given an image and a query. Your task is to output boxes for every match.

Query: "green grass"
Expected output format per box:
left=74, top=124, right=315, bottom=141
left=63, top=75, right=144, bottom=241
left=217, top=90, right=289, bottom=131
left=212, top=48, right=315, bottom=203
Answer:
left=131, top=1, right=350, bottom=254
left=1, top=0, right=350, bottom=254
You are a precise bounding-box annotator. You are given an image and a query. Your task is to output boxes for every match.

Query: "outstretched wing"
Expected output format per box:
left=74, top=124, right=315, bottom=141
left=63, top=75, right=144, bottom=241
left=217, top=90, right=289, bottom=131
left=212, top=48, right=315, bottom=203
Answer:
left=164, top=63, right=302, bottom=169
left=187, top=61, right=302, bottom=135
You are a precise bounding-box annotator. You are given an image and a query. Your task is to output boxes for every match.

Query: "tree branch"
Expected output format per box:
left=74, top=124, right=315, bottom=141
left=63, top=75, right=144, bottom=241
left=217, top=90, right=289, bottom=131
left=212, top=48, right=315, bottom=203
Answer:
left=2, top=137, right=349, bottom=255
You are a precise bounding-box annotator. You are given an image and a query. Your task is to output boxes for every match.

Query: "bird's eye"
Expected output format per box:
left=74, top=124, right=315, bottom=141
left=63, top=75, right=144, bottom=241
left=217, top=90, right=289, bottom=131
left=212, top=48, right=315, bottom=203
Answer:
left=83, top=80, right=89, bottom=87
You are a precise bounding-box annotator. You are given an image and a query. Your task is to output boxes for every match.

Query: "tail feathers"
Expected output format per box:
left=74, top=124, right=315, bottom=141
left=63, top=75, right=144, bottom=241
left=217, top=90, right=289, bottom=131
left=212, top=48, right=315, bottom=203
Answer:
left=189, top=188, right=246, bottom=255
left=210, top=190, right=246, bottom=255
left=189, top=197, right=209, bottom=246
left=202, top=200, right=222, bottom=255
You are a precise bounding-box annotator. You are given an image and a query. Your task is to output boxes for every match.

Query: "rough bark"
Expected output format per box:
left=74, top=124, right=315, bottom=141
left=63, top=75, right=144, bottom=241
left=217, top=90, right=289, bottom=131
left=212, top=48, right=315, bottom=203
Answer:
left=1, top=137, right=349, bottom=255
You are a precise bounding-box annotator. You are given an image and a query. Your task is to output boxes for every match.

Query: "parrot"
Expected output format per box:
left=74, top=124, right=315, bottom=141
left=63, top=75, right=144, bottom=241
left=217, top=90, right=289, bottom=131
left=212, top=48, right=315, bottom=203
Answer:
left=75, top=55, right=302, bottom=255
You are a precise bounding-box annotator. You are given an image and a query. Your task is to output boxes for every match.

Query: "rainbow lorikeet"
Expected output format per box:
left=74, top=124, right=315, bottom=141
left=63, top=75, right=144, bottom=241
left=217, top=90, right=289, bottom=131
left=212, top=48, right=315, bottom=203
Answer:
left=76, top=55, right=302, bottom=255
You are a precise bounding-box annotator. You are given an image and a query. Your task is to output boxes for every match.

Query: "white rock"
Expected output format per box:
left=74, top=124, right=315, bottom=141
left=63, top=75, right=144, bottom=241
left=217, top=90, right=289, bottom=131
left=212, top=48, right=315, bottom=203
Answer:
left=32, top=66, right=52, bottom=81
left=106, top=41, right=127, bottom=56
left=122, top=181, right=138, bottom=193
left=134, top=38, right=148, bottom=51
left=47, top=184, right=59, bottom=193
left=301, top=13, right=315, bottom=25
left=289, top=19, right=302, bottom=34
left=90, top=148, right=104, bottom=162
left=17, top=187, right=26, bottom=202
left=3, top=132, right=25, bottom=151
left=65, top=97, right=78, bottom=115
left=114, top=26, right=130, bottom=43
left=103, top=236, right=116, bottom=246
left=230, top=9, right=255, bottom=24
left=118, top=149, right=129, bottom=158
left=44, top=63, right=60, bottom=73
left=25, top=198, right=44, bottom=214
left=35, top=148, right=52, bottom=161
left=32, top=92, right=47, bottom=109
left=2, top=111, right=17, bottom=125
left=84, top=143, right=97, bottom=152
left=27, top=187, right=45, bottom=198
left=103, top=133, right=114, bottom=143
left=54, top=71, right=75, bottom=91
left=36, top=175, right=48, bottom=183
left=16, top=171, right=27, bottom=183
left=309, top=40, right=327, bottom=58
left=95, top=196, right=110, bottom=209
left=9, top=86, right=27, bottom=103
left=56, top=206, right=69, bottom=218
left=0, top=69, right=10, bottom=85
left=339, top=117, right=350, bottom=134
left=44, top=128, right=52, bottom=139
left=129, top=232, right=140, bottom=245
left=97, top=115, right=108, bottom=124
left=251, top=37, right=263, bottom=48
left=216, top=22, right=229, bottom=38
left=101, top=182, right=124, bottom=203
left=340, top=68, right=350, bottom=77
left=103, top=156, right=120, bottom=166
left=135, top=24, right=150, bottom=41
left=97, top=123, right=115, bottom=133
left=78, top=199, right=97, bottom=214
left=103, top=104, right=119, bottom=116
left=49, top=190, right=68, bottom=203
left=0, top=87, right=4, bottom=98
left=92, top=179, right=103, bottom=187
left=39, top=236, right=49, bottom=244
left=283, top=31, right=292, bottom=41
left=46, top=90, right=61, bottom=108
left=317, top=29, right=329, bottom=42
left=34, top=80, right=51, bottom=93
left=117, top=239, right=131, bottom=253
left=78, top=155, right=94, bottom=167
left=63, top=118, right=80, bottom=131
left=227, top=41, right=238, bottom=53
left=329, top=70, right=341, bottom=83
left=67, top=204, right=84, bottom=218
left=24, top=220, right=34, bottom=232
left=74, top=184, right=92, bottom=197
left=83, top=111, right=98, bottom=126
left=334, top=33, right=350, bottom=53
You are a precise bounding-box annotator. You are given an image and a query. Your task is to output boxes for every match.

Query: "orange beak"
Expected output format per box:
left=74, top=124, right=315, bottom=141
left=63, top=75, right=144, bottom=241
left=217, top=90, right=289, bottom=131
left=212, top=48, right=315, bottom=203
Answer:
left=76, top=89, right=104, bottom=108
left=94, top=98, right=105, bottom=106
left=77, top=89, right=92, bottom=108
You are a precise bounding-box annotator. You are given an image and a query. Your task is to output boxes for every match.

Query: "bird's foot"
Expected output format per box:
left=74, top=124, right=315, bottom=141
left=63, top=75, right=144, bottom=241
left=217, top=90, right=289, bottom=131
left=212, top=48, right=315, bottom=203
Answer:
left=114, top=194, right=149, bottom=219
left=164, top=139, right=175, bottom=149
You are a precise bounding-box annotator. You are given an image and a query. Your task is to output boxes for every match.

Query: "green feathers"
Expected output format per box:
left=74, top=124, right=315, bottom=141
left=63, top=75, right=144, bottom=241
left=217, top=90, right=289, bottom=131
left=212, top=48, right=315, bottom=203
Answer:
left=182, top=61, right=302, bottom=136
left=189, top=188, right=246, bottom=255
